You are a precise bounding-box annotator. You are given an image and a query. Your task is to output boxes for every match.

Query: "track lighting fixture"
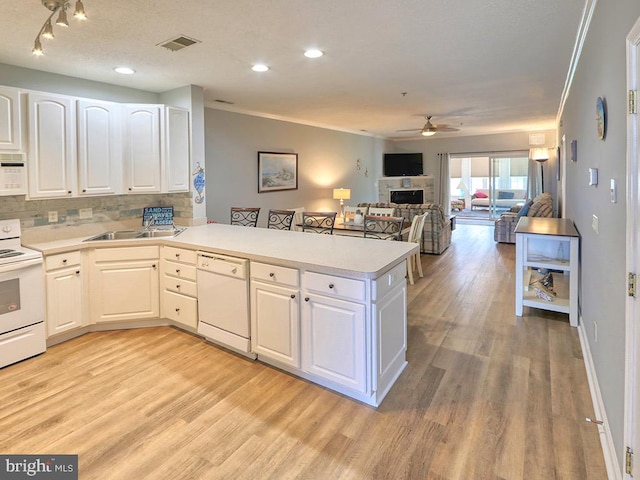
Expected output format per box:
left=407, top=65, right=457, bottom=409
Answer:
left=33, top=0, right=87, bottom=56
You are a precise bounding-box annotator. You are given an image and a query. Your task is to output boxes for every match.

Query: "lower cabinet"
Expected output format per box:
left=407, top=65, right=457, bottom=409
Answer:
left=160, top=246, right=198, bottom=329
left=250, top=262, right=300, bottom=368
left=90, top=246, right=159, bottom=323
left=45, top=251, right=86, bottom=337
left=301, top=293, right=367, bottom=393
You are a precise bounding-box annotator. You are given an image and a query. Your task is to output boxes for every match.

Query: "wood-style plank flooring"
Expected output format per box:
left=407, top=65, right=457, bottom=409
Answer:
left=0, top=224, right=607, bottom=479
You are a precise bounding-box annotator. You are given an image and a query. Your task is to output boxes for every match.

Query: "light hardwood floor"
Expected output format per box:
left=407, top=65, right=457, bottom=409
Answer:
left=0, top=224, right=607, bottom=479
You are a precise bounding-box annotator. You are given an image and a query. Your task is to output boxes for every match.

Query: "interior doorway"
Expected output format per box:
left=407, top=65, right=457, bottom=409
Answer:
left=450, top=151, right=529, bottom=223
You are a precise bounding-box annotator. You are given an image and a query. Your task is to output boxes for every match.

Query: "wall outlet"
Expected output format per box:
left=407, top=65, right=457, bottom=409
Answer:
left=79, top=208, right=93, bottom=219
left=592, top=214, right=599, bottom=234
left=48, top=211, right=58, bottom=223
left=594, top=320, right=598, bottom=342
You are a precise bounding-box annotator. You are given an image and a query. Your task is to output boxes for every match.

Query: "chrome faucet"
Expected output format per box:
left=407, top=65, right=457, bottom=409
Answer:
left=143, top=217, right=155, bottom=230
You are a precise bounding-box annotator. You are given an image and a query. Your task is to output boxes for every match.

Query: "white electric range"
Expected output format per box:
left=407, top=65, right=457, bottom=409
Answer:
left=0, top=219, right=46, bottom=368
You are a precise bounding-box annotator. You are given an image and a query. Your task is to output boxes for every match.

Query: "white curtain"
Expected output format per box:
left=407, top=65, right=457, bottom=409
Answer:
left=438, top=153, right=451, bottom=215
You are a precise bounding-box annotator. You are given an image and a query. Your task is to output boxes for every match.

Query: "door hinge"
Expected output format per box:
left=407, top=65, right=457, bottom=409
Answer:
left=630, top=90, right=637, bottom=114
left=629, top=273, right=637, bottom=297
left=626, top=446, right=633, bottom=475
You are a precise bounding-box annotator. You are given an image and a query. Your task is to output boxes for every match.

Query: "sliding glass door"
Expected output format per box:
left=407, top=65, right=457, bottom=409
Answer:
left=450, top=151, right=529, bottom=220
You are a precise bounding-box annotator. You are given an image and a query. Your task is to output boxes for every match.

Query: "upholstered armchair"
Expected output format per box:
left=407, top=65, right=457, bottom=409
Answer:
left=494, top=193, right=554, bottom=243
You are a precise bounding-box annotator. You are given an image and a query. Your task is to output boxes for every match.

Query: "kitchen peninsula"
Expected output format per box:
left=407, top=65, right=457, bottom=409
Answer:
left=28, top=223, right=418, bottom=407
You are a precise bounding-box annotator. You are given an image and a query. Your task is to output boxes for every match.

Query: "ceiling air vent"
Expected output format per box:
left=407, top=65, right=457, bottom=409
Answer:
left=214, top=99, right=235, bottom=105
left=158, top=35, right=200, bottom=52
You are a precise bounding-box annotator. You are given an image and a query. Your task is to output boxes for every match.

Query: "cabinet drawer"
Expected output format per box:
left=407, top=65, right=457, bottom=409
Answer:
left=162, top=246, right=197, bottom=264
left=304, top=271, right=365, bottom=302
left=45, top=250, right=81, bottom=270
left=163, top=275, right=197, bottom=297
left=163, top=261, right=197, bottom=281
left=251, top=262, right=299, bottom=287
left=95, top=246, right=159, bottom=262
left=163, top=291, right=197, bottom=329
left=372, top=262, right=407, bottom=301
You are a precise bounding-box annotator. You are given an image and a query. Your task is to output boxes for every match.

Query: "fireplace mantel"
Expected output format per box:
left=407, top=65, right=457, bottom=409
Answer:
left=378, top=176, right=435, bottom=204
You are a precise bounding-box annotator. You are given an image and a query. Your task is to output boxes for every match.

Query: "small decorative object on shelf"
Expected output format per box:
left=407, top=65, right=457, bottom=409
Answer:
left=534, top=287, right=554, bottom=302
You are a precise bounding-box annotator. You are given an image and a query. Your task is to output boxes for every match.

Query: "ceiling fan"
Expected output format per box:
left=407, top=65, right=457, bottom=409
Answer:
left=398, top=115, right=460, bottom=136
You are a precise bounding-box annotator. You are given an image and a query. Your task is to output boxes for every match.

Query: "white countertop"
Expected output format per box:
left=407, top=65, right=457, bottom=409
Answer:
left=26, top=223, right=418, bottom=279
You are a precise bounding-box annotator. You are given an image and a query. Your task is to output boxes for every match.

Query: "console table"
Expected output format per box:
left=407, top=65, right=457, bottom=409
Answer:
left=514, top=217, right=580, bottom=326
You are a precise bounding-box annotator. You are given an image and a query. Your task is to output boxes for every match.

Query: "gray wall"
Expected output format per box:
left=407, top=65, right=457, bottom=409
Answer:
left=204, top=108, right=385, bottom=226
left=559, top=0, right=640, bottom=464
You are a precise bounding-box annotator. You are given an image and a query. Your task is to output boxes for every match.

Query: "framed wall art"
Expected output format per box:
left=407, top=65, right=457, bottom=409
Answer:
left=258, top=151, right=298, bottom=193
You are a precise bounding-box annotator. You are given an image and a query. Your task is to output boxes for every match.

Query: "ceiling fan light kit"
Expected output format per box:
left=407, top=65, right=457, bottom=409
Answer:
left=33, top=0, right=87, bottom=56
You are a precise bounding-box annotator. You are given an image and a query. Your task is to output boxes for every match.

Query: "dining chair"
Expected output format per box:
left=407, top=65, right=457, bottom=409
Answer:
left=406, top=213, right=428, bottom=285
left=368, top=207, right=396, bottom=217
left=230, top=207, right=261, bottom=227
left=302, top=212, right=337, bottom=234
left=267, top=209, right=295, bottom=230
left=363, top=215, right=404, bottom=241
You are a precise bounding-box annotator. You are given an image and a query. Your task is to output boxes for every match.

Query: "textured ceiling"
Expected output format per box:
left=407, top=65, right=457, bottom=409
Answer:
left=0, top=0, right=586, bottom=139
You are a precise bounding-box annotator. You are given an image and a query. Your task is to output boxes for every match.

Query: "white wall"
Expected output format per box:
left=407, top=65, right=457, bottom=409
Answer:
left=204, top=108, right=384, bottom=225
left=559, top=0, right=640, bottom=464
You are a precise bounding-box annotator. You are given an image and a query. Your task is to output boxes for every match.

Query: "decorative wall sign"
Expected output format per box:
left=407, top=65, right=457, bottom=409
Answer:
left=143, top=206, right=174, bottom=226
left=596, top=96, right=606, bottom=140
left=258, top=152, right=298, bottom=193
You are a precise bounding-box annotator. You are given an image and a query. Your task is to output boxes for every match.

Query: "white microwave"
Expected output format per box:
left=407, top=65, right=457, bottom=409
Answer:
left=0, top=154, right=26, bottom=196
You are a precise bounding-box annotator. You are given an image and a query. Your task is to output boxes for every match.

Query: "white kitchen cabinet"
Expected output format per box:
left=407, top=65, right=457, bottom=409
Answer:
left=77, top=100, right=122, bottom=195
left=27, top=93, right=76, bottom=198
left=123, top=104, right=162, bottom=193
left=160, top=246, right=198, bottom=329
left=90, top=246, right=159, bottom=323
left=45, top=251, right=86, bottom=337
left=163, top=106, right=190, bottom=192
left=250, top=262, right=300, bottom=368
left=302, top=271, right=368, bottom=394
left=0, top=86, right=23, bottom=151
left=515, top=217, right=580, bottom=327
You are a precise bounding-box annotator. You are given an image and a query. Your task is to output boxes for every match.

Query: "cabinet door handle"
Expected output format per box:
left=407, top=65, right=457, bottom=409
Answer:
left=176, top=284, right=181, bottom=289
left=175, top=308, right=180, bottom=313
left=82, top=189, right=86, bottom=193
left=68, top=191, right=72, bottom=194
left=304, top=297, right=310, bottom=302
left=328, top=283, right=334, bottom=289
left=75, top=270, right=80, bottom=275
left=269, top=272, right=275, bottom=277
left=62, top=259, right=68, bottom=264
left=128, top=187, right=132, bottom=191
left=290, top=294, right=296, bottom=299
left=175, top=269, right=180, bottom=274
left=175, top=254, right=180, bottom=259
left=152, top=264, right=157, bottom=269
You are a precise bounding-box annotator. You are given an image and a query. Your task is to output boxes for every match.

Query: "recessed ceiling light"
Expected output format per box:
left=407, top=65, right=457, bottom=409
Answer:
left=252, top=64, right=269, bottom=72
left=114, top=66, right=135, bottom=75
left=304, top=49, right=323, bottom=58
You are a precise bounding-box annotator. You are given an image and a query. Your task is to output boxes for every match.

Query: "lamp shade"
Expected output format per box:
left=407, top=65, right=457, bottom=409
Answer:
left=530, top=147, right=549, bottom=162
left=333, top=188, right=351, bottom=200
left=456, top=181, right=468, bottom=191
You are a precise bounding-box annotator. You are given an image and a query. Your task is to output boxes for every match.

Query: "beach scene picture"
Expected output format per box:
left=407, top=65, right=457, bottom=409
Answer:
left=258, top=152, right=298, bottom=192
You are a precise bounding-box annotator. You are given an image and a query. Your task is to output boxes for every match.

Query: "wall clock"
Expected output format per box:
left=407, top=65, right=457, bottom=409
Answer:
left=596, top=96, right=606, bottom=140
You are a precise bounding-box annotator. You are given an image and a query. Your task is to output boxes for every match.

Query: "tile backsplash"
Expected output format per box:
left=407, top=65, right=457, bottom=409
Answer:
left=0, top=192, right=193, bottom=230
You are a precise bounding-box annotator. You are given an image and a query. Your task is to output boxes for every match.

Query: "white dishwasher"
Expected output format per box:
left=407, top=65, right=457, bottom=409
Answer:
left=196, top=251, right=254, bottom=357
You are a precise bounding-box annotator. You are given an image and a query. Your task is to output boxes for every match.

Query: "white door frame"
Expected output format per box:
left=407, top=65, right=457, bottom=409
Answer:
left=625, top=16, right=640, bottom=480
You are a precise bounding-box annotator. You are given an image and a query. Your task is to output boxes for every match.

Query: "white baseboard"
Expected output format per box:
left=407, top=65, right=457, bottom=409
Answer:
left=578, top=320, right=622, bottom=479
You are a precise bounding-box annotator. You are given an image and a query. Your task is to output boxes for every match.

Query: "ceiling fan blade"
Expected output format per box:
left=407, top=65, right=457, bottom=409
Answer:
left=396, top=128, right=422, bottom=132
left=433, top=125, right=460, bottom=132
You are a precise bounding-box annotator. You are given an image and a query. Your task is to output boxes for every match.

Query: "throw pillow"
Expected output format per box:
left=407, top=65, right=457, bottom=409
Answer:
left=517, top=203, right=531, bottom=217
left=474, top=190, right=488, bottom=198
left=498, top=191, right=515, bottom=199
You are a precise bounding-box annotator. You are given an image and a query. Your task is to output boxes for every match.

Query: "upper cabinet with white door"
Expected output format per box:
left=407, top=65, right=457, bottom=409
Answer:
left=27, top=92, right=76, bottom=198
left=123, top=104, right=162, bottom=193
left=0, top=86, right=23, bottom=151
left=77, top=100, right=122, bottom=196
left=163, top=106, right=190, bottom=192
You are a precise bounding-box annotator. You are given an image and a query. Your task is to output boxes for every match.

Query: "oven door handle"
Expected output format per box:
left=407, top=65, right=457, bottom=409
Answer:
left=0, top=257, right=43, bottom=273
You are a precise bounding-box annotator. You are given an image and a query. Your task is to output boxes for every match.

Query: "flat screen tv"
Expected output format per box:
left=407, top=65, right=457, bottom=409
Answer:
left=383, top=153, right=423, bottom=176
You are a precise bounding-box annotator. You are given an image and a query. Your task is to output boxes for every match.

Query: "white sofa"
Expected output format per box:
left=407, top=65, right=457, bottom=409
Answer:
left=470, top=189, right=527, bottom=210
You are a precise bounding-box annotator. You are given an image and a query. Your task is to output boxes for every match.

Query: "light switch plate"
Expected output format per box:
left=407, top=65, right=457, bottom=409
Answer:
left=592, top=214, right=599, bottom=234
left=79, top=208, right=93, bottom=219
left=48, top=211, right=58, bottom=223
left=611, top=179, right=617, bottom=203
left=589, top=168, right=598, bottom=186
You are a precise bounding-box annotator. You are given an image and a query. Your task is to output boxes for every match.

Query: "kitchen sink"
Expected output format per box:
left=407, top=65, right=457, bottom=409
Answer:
left=84, top=228, right=185, bottom=242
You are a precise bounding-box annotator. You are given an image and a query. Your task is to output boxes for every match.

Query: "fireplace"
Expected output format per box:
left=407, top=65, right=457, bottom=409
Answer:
left=390, top=189, right=424, bottom=204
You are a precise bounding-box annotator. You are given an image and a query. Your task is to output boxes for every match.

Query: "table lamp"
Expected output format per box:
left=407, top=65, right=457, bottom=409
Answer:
left=456, top=181, right=468, bottom=199
left=333, top=188, right=351, bottom=219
